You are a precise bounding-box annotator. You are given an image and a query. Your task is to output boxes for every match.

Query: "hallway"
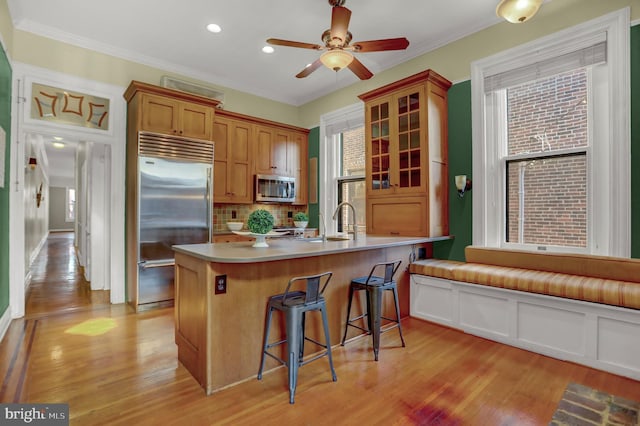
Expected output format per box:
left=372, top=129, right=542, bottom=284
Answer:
left=25, top=231, right=110, bottom=319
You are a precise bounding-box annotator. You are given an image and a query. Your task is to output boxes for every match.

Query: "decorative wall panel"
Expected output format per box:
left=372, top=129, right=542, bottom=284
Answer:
left=31, top=83, right=110, bottom=131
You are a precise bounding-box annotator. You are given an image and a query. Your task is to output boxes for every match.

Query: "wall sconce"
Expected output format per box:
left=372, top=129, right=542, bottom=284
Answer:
left=28, top=157, right=37, bottom=170
left=455, top=175, right=472, bottom=198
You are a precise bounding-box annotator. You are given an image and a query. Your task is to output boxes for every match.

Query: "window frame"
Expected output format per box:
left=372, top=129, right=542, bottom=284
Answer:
left=319, top=102, right=365, bottom=236
left=470, top=8, right=630, bottom=256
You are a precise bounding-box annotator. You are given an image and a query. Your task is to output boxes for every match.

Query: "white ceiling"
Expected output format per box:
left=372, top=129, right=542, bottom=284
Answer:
left=7, top=0, right=507, bottom=107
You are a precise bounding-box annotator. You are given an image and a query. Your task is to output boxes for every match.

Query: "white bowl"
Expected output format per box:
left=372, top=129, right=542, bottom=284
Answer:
left=227, top=222, right=243, bottom=231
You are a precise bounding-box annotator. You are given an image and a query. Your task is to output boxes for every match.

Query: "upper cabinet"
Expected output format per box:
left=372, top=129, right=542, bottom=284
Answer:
left=212, top=115, right=253, bottom=204
left=359, top=70, right=451, bottom=237
left=124, top=81, right=219, bottom=141
left=254, top=126, right=287, bottom=175
left=213, top=110, right=309, bottom=205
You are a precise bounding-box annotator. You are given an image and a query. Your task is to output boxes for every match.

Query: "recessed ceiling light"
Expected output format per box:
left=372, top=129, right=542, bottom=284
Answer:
left=206, top=23, right=221, bottom=33
left=53, top=136, right=63, bottom=141
left=53, top=142, right=65, bottom=149
left=262, top=46, right=274, bottom=54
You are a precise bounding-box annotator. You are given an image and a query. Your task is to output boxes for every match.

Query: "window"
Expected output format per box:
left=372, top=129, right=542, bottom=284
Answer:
left=471, top=9, right=630, bottom=256
left=336, top=128, right=366, bottom=233
left=320, top=103, right=365, bottom=236
left=505, top=69, right=588, bottom=248
left=66, top=187, right=75, bottom=222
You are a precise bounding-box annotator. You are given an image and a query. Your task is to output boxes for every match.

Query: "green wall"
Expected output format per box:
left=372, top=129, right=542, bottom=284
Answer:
left=307, top=127, right=320, bottom=229
left=309, top=24, right=639, bottom=261
left=433, top=81, right=473, bottom=261
left=0, top=43, right=11, bottom=315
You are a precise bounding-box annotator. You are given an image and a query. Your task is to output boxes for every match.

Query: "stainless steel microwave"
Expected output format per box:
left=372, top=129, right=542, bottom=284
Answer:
left=255, top=174, right=296, bottom=203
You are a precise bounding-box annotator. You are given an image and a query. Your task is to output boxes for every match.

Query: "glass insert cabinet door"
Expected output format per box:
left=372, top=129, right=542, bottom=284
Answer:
left=368, top=100, right=391, bottom=191
left=366, top=85, right=424, bottom=194
left=396, top=89, right=422, bottom=189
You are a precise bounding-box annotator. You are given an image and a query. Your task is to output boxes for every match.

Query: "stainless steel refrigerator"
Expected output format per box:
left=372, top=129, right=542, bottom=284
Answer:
left=137, top=151, right=212, bottom=306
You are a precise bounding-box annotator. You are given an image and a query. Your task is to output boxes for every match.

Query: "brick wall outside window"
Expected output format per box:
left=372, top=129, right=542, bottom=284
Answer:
left=338, top=127, right=366, bottom=229
left=506, top=69, right=588, bottom=247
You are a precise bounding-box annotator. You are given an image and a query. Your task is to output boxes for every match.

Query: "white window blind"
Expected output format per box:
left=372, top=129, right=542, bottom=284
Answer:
left=324, top=107, right=364, bottom=136
left=484, top=40, right=607, bottom=93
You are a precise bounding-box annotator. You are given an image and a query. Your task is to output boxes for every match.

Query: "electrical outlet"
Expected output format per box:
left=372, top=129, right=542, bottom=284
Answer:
left=231, top=210, right=237, bottom=219
left=287, top=211, right=293, bottom=218
left=215, top=275, right=227, bottom=294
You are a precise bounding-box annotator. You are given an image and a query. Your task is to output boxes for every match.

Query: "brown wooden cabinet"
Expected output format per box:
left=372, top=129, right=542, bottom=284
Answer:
left=212, top=115, right=252, bottom=203
left=254, top=125, right=288, bottom=175
left=359, top=70, right=451, bottom=237
left=137, top=91, right=213, bottom=140
left=211, top=234, right=253, bottom=243
left=287, top=131, right=308, bottom=205
left=212, top=110, right=309, bottom=205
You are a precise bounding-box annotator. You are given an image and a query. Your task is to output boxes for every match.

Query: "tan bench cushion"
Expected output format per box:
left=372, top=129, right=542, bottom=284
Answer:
left=409, top=259, right=465, bottom=280
left=452, top=263, right=640, bottom=309
left=410, top=248, right=640, bottom=310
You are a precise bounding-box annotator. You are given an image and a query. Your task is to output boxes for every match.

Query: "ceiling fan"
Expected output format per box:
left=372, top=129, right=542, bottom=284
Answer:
left=266, top=0, right=409, bottom=80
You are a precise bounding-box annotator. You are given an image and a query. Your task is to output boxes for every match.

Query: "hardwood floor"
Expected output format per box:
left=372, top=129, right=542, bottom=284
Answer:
left=2, top=232, right=640, bottom=425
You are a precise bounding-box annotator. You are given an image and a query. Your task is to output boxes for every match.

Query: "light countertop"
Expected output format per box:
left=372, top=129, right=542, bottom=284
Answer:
left=173, top=235, right=451, bottom=264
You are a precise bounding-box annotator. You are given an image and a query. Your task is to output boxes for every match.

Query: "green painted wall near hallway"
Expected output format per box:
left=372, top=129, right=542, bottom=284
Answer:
left=0, top=44, right=11, bottom=315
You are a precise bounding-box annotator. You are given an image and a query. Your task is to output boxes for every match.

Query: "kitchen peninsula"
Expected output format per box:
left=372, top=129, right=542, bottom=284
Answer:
left=172, top=235, right=445, bottom=394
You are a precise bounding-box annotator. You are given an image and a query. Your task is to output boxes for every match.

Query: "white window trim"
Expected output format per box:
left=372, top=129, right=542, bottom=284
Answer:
left=471, top=8, right=630, bottom=256
left=319, top=102, right=364, bottom=236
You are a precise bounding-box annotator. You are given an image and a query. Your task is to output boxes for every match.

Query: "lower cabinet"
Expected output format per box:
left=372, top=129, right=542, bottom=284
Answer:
left=367, top=196, right=428, bottom=236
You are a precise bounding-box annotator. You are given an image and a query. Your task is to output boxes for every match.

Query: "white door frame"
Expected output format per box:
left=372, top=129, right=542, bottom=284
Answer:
left=9, top=63, right=126, bottom=317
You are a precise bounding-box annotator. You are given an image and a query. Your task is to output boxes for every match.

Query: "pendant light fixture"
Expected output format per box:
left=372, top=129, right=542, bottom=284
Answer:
left=496, top=0, right=543, bottom=23
left=319, top=49, right=354, bottom=72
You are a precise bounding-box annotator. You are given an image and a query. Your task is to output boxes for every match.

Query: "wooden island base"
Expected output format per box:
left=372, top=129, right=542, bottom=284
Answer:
left=173, top=237, right=434, bottom=394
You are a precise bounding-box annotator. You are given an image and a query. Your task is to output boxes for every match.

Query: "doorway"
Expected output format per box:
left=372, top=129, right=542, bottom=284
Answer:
left=9, top=63, right=127, bottom=319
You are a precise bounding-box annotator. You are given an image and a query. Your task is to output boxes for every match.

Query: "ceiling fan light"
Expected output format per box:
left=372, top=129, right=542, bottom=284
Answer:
left=320, top=50, right=353, bottom=71
left=496, top=0, right=543, bottom=23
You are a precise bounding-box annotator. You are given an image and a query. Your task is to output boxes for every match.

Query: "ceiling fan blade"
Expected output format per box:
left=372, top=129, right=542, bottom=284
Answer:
left=330, top=6, right=351, bottom=46
left=296, top=59, right=323, bottom=78
left=352, top=37, right=410, bottom=52
left=347, top=57, right=373, bottom=80
left=267, top=38, right=323, bottom=50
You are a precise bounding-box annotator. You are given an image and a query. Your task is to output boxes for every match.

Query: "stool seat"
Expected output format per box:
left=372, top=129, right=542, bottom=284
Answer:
left=257, top=272, right=337, bottom=404
left=341, top=260, right=405, bottom=361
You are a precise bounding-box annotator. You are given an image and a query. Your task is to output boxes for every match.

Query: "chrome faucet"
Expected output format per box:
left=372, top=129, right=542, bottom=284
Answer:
left=332, top=201, right=358, bottom=241
left=319, top=212, right=327, bottom=242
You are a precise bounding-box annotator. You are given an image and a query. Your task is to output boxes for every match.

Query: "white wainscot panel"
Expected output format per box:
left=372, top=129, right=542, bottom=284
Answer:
left=410, top=276, right=454, bottom=325
left=598, top=317, right=640, bottom=371
left=459, top=291, right=508, bottom=336
left=517, top=302, right=585, bottom=356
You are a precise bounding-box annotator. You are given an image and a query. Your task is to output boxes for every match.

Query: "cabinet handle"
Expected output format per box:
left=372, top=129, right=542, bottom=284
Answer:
left=390, top=231, right=400, bottom=235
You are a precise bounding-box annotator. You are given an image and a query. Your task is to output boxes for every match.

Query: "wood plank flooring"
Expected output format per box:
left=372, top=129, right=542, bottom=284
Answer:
left=2, top=232, right=640, bottom=425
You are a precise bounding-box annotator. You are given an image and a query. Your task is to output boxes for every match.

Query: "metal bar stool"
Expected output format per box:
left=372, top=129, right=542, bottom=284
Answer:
left=341, top=260, right=405, bottom=361
left=257, top=271, right=337, bottom=404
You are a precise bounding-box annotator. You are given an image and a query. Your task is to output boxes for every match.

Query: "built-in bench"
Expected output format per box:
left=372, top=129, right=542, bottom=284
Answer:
left=409, top=246, right=640, bottom=379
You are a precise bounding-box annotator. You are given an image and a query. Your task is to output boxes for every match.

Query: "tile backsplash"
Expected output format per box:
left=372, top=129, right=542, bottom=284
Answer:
left=213, top=203, right=308, bottom=232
